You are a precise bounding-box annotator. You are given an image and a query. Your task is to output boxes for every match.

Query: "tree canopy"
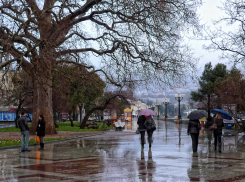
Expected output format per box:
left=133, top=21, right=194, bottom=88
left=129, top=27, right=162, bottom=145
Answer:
left=190, top=62, right=228, bottom=121
left=216, top=67, right=245, bottom=114
left=0, top=0, right=201, bottom=133
left=191, top=62, right=227, bottom=102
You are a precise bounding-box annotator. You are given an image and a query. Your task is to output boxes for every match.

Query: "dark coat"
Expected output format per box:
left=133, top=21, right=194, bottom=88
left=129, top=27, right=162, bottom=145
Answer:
left=187, top=119, right=201, bottom=134
left=17, top=116, right=29, bottom=131
left=36, top=119, right=46, bottom=136
left=213, top=118, right=224, bottom=135
left=137, top=115, right=146, bottom=131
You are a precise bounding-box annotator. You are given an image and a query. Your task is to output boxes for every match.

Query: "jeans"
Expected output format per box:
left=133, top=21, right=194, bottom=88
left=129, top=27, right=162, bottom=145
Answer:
left=190, top=133, right=199, bottom=152
left=214, top=133, right=222, bottom=148
left=21, top=130, right=29, bottom=151
left=147, top=131, right=153, bottom=144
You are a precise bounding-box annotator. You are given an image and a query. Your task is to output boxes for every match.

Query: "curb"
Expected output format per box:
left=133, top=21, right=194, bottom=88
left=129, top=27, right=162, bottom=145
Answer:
left=0, top=129, right=112, bottom=150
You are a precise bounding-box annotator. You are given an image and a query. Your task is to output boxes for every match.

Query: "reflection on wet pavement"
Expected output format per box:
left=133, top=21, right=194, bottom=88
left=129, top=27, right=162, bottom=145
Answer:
left=0, top=119, right=245, bottom=181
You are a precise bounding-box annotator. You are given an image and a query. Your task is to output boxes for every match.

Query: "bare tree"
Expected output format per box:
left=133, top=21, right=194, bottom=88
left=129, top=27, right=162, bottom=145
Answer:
left=0, top=0, right=201, bottom=134
left=0, top=70, right=33, bottom=127
left=81, top=91, right=130, bottom=128
left=205, top=1, right=245, bottom=64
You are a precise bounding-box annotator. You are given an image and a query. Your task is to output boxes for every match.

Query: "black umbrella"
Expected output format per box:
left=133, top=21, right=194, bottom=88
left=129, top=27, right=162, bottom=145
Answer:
left=187, top=110, right=207, bottom=120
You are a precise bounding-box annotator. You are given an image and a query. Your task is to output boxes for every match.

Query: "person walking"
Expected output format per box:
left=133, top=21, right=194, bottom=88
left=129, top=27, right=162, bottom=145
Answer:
left=144, top=116, right=156, bottom=148
left=187, top=119, right=201, bottom=152
left=137, top=115, right=146, bottom=148
left=17, top=112, right=31, bottom=152
left=213, top=113, right=224, bottom=153
left=36, top=115, right=46, bottom=151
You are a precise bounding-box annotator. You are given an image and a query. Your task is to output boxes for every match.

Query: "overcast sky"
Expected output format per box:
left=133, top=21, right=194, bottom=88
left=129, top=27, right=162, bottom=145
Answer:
left=190, top=0, right=232, bottom=73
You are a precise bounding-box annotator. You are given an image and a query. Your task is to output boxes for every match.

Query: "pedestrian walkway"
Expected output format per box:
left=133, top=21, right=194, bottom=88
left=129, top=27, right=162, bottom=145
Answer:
left=0, top=120, right=245, bottom=181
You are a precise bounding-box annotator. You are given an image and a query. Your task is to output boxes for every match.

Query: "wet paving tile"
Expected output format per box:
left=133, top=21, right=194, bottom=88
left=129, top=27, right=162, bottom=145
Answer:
left=1, top=120, right=245, bottom=181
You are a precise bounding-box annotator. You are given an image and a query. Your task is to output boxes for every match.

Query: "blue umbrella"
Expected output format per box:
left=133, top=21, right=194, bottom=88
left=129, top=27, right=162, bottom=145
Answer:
left=211, top=109, right=232, bottom=120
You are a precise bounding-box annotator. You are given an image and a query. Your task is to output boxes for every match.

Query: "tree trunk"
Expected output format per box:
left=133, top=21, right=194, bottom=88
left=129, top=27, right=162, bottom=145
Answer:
left=80, top=108, right=98, bottom=129
left=14, top=99, right=23, bottom=128
left=205, top=94, right=213, bottom=128
left=53, top=111, right=59, bottom=128
left=69, top=112, right=74, bottom=127
left=79, top=105, right=82, bottom=125
left=29, top=73, right=56, bottom=134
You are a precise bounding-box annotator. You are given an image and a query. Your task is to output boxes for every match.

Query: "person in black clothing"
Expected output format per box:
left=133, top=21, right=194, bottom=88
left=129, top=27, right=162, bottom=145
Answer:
left=213, top=113, right=224, bottom=153
left=137, top=115, right=146, bottom=147
left=17, top=112, right=31, bottom=152
left=36, top=115, right=46, bottom=151
left=187, top=119, right=201, bottom=152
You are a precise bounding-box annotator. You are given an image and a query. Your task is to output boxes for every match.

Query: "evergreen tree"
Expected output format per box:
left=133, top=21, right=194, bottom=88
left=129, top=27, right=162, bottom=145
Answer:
left=191, top=62, right=228, bottom=125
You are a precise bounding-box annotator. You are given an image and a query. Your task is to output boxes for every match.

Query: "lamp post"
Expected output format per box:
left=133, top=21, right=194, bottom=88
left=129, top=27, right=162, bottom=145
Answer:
left=155, top=100, right=161, bottom=119
left=163, top=97, right=169, bottom=119
left=175, top=92, right=184, bottom=120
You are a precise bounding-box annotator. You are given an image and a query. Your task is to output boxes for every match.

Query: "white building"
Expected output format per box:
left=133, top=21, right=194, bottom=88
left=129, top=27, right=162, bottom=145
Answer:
left=130, top=100, right=148, bottom=116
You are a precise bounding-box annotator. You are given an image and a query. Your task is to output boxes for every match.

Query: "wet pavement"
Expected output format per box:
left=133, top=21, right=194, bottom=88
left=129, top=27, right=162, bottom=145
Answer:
left=1, top=119, right=245, bottom=181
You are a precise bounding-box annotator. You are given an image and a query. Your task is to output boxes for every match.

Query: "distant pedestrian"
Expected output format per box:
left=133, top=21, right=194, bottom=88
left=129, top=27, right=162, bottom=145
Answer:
left=17, top=112, right=31, bottom=152
left=187, top=119, right=201, bottom=152
left=144, top=116, right=156, bottom=148
left=36, top=115, right=46, bottom=151
left=137, top=115, right=146, bottom=148
left=213, top=113, right=224, bottom=152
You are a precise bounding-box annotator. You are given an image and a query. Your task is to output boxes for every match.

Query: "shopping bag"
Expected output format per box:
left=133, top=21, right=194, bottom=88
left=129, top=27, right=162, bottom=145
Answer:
left=36, top=135, right=40, bottom=143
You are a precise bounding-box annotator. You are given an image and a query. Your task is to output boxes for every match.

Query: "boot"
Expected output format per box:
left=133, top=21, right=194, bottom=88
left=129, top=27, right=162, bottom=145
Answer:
left=38, top=143, right=42, bottom=150
left=214, top=140, right=217, bottom=151
left=218, top=143, right=221, bottom=153
left=38, top=143, right=44, bottom=151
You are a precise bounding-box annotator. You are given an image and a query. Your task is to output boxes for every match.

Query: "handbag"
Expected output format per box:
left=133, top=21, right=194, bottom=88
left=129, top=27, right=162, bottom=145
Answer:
left=136, top=128, right=139, bottom=134
left=152, top=125, right=156, bottom=131
left=209, top=118, right=217, bottom=131
left=146, top=124, right=156, bottom=132
left=36, top=135, right=40, bottom=143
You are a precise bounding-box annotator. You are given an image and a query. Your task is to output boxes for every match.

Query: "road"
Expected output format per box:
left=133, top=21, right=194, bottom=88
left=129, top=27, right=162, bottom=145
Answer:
left=0, top=119, right=245, bottom=181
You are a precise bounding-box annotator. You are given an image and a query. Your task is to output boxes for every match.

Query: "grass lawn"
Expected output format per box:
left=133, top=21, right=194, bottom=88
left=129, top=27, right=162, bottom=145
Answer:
left=0, top=122, right=111, bottom=147
left=0, top=121, right=112, bottom=132
left=0, top=138, right=67, bottom=148
left=56, top=122, right=112, bottom=132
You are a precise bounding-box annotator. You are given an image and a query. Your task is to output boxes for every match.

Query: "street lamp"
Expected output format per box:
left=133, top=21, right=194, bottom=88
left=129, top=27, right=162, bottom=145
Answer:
left=163, top=97, right=169, bottom=118
left=155, top=100, right=161, bottom=119
left=175, top=92, right=184, bottom=120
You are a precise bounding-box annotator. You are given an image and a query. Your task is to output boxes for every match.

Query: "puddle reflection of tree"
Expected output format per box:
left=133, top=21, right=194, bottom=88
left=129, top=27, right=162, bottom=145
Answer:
left=52, top=138, right=121, bottom=158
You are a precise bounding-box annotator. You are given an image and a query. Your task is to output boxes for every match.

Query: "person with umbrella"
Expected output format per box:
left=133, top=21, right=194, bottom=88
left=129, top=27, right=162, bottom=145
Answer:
left=187, top=110, right=205, bottom=152
left=212, top=112, right=225, bottom=153
left=137, top=115, right=147, bottom=148
left=139, top=109, right=156, bottom=148
left=211, top=109, right=231, bottom=152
